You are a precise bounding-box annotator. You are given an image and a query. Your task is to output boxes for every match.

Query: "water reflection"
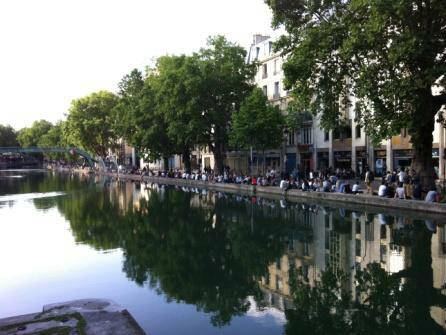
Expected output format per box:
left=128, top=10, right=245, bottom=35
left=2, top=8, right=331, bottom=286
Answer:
left=2, top=170, right=446, bottom=334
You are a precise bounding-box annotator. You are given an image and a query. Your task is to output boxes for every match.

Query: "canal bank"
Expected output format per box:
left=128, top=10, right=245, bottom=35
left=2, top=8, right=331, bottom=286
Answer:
left=67, top=168, right=446, bottom=216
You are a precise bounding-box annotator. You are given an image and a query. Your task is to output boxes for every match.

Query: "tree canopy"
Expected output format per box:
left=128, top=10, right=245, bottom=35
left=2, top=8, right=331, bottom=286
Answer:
left=65, top=91, right=119, bottom=157
left=0, top=124, right=18, bottom=147
left=230, top=88, right=285, bottom=172
left=17, top=120, right=53, bottom=147
left=266, top=0, right=446, bottom=187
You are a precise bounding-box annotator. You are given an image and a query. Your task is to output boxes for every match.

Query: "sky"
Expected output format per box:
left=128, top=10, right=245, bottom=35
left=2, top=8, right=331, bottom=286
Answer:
left=0, top=0, right=279, bottom=129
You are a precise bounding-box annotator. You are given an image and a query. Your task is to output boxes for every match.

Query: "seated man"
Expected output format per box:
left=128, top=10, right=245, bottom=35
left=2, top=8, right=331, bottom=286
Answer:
left=378, top=182, right=388, bottom=197
left=352, top=181, right=361, bottom=194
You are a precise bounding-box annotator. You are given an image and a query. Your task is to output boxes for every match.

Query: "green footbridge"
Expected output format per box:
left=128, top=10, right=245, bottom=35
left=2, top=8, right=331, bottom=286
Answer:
left=0, top=147, right=97, bottom=169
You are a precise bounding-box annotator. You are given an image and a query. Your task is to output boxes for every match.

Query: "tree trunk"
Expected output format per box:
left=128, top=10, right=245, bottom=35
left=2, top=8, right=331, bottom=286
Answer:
left=409, top=92, right=436, bottom=190
left=213, top=140, right=226, bottom=175
left=182, top=148, right=191, bottom=174
left=163, top=156, right=169, bottom=171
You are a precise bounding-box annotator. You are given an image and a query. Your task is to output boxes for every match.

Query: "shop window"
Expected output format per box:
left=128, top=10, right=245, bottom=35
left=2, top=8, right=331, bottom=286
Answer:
left=355, top=125, right=361, bottom=138
left=324, top=131, right=329, bottom=141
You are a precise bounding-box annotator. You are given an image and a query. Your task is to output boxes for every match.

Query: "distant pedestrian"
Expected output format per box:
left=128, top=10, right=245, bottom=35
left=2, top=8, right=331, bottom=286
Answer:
left=364, top=168, right=374, bottom=194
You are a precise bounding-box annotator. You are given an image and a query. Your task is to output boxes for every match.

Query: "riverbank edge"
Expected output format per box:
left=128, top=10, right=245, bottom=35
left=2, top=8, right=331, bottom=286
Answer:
left=63, top=168, right=446, bottom=216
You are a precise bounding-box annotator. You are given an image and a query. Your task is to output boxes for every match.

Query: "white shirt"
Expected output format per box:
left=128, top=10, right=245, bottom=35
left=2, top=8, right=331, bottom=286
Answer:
left=398, top=171, right=406, bottom=183
left=352, top=184, right=360, bottom=192
left=395, top=187, right=405, bottom=199
left=378, top=185, right=387, bottom=197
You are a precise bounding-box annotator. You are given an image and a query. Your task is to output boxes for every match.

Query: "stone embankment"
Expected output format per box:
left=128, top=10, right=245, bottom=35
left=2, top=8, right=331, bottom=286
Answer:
left=65, top=168, right=446, bottom=216
left=0, top=299, right=145, bottom=335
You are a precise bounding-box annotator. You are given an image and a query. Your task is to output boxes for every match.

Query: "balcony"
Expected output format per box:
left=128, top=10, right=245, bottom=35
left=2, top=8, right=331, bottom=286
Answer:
left=273, top=93, right=280, bottom=99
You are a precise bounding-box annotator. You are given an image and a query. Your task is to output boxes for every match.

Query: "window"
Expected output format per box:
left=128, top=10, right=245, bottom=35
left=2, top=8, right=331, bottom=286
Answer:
left=301, top=127, right=312, bottom=144
left=303, top=242, right=309, bottom=256
left=302, top=264, right=309, bottom=282
left=274, top=82, right=280, bottom=98
left=355, top=125, right=361, bottom=138
left=269, top=41, right=273, bottom=55
left=356, top=220, right=361, bottom=234
left=288, top=132, right=295, bottom=146
left=262, top=64, right=268, bottom=78
left=324, top=131, right=329, bottom=141
left=345, top=124, right=352, bottom=139
left=262, top=85, right=267, bottom=96
left=355, top=239, right=361, bottom=257
left=380, top=245, right=387, bottom=263
left=256, top=47, right=260, bottom=59
left=380, top=225, right=387, bottom=239
left=274, top=59, right=278, bottom=74
left=276, top=275, right=282, bottom=290
left=333, top=128, right=340, bottom=140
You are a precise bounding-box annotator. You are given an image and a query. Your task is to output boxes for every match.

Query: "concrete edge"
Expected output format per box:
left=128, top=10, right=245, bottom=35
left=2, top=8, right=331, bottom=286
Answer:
left=67, top=168, right=446, bottom=216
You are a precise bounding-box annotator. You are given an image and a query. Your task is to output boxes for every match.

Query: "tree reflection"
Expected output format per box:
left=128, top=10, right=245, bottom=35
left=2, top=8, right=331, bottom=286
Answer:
left=286, top=221, right=446, bottom=335
left=55, top=183, right=312, bottom=326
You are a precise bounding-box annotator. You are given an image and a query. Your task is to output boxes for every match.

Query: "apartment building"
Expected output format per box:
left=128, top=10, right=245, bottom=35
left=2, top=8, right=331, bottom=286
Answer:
left=248, top=34, right=446, bottom=178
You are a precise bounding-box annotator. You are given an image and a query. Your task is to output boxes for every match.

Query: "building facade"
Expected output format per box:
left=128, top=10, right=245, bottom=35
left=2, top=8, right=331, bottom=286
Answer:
left=247, top=34, right=446, bottom=178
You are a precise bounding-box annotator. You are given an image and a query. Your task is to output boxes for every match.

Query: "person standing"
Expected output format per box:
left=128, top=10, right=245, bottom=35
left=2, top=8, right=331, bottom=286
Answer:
left=364, top=168, right=373, bottom=194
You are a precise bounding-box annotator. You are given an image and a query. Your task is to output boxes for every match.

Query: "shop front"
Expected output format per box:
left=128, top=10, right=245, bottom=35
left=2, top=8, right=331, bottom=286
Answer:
left=393, top=150, right=412, bottom=170
left=334, top=151, right=352, bottom=170
left=317, top=151, right=329, bottom=170
left=285, top=153, right=296, bottom=174
left=374, top=149, right=387, bottom=177
left=355, top=149, right=367, bottom=177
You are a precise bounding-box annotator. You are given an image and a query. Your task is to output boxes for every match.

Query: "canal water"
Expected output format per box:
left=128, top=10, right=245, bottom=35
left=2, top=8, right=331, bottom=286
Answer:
left=1, top=169, right=445, bottom=334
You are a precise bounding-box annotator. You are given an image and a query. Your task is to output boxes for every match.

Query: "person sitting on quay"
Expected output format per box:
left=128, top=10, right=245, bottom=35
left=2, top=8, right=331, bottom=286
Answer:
left=378, top=181, right=388, bottom=197
left=352, top=181, right=362, bottom=194
left=394, top=182, right=406, bottom=200
left=425, top=186, right=439, bottom=203
left=322, top=178, right=331, bottom=192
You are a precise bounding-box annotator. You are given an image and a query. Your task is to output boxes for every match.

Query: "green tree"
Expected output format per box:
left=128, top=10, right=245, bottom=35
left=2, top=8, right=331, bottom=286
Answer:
left=115, top=69, right=177, bottom=168
left=152, top=55, right=207, bottom=173
left=65, top=91, right=119, bottom=158
left=0, top=124, right=18, bottom=147
left=198, top=36, right=257, bottom=174
left=230, top=88, right=285, bottom=173
left=266, top=0, right=446, bottom=188
left=17, top=120, right=53, bottom=147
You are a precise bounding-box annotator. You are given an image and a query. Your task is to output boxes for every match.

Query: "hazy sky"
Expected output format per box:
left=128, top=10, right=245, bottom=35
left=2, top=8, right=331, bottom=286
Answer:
left=0, top=0, right=278, bottom=129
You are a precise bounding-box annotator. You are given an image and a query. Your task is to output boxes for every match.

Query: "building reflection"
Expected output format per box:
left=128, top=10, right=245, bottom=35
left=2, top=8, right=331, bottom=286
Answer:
left=69, top=177, right=446, bottom=330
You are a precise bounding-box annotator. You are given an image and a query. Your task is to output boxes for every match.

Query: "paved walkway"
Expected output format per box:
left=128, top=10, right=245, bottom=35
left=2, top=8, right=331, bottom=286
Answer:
left=0, top=299, right=145, bottom=335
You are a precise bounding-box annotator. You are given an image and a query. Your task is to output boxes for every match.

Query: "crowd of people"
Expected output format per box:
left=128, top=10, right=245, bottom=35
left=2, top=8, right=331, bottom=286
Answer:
left=45, top=158, right=443, bottom=203
left=135, top=165, right=442, bottom=203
